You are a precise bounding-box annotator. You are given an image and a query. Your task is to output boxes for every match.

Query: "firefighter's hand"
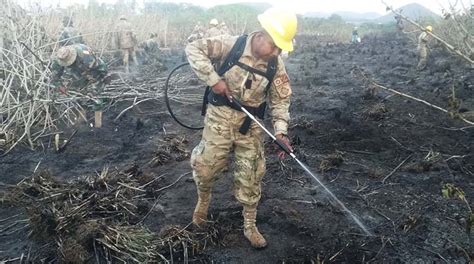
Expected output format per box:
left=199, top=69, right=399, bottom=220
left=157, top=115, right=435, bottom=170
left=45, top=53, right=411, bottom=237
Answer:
left=212, top=80, right=233, bottom=102
left=58, top=86, right=67, bottom=95
left=276, top=134, right=293, bottom=160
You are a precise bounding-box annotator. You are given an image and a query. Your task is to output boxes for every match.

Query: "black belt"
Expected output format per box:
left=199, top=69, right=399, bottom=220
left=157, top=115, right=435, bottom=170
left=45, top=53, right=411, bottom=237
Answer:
left=207, top=90, right=266, bottom=135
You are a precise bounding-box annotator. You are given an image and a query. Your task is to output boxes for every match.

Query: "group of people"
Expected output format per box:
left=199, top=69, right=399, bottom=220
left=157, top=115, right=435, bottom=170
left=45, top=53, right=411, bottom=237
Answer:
left=187, top=18, right=231, bottom=43
left=46, top=8, right=296, bottom=248
left=349, top=24, right=433, bottom=70
left=56, top=15, right=140, bottom=73
left=51, top=15, right=146, bottom=127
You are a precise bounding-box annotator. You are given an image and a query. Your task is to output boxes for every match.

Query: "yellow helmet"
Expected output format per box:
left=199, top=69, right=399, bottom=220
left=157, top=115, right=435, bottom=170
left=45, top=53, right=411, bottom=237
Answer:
left=258, top=7, right=297, bottom=52
left=209, top=18, right=219, bottom=26
left=426, top=25, right=433, bottom=32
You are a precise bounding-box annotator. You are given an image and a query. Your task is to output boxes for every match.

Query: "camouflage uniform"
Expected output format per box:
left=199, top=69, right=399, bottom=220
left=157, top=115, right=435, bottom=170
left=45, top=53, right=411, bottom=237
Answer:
left=142, top=34, right=159, bottom=53
left=58, top=17, right=84, bottom=47
left=139, top=34, right=160, bottom=64
left=51, top=44, right=108, bottom=110
left=219, top=23, right=231, bottom=36
left=204, top=26, right=222, bottom=38
left=58, top=26, right=83, bottom=46
left=417, top=31, right=430, bottom=70
left=115, top=18, right=138, bottom=71
left=186, top=32, right=291, bottom=207
left=187, top=24, right=204, bottom=43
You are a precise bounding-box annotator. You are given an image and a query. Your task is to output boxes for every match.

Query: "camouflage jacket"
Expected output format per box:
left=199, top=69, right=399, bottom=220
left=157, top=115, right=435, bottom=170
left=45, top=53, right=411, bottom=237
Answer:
left=185, top=32, right=292, bottom=136
left=204, top=27, right=222, bottom=38
left=116, top=20, right=137, bottom=49
left=51, top=44, right=108, bottom=90
left=219, top=26, right=230, bottom=36
left=58, top=26, right=84, bottom=46
left=418, top=32, right=429, bottom=48
left=187, top=26, right=204, bottom=43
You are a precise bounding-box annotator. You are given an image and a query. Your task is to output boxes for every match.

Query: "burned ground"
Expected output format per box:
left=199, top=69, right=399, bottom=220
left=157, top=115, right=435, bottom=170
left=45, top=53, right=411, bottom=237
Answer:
left=1, top=33, right=473, bottom=263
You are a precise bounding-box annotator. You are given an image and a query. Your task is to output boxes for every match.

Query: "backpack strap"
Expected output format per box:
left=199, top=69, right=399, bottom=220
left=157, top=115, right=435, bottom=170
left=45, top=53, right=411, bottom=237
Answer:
left=217, top=35, right=248, bottom=75
left=200, top=34, right=279, bottom=134
left=202, top=35, right=248, bottom=116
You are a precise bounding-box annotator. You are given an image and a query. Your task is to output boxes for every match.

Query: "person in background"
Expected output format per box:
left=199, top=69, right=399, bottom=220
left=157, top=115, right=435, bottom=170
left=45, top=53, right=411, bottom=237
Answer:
left=115, top=15, right=138, bottom=73
left=50, top=44, right=110, bottom=128
left=58, top=16, right=84, bottom=46
left=417, top=25, right=433, bottom=71
left=205, top=18, right=222, bottom=38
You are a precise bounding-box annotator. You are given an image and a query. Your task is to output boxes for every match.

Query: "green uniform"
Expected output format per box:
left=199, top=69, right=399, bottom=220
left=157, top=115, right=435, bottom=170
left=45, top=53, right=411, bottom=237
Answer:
left=58, top=26, right=84, bottom=47
left=51, top=44, right=107, bottom=90
left=51, top=44, right=108, bottom=110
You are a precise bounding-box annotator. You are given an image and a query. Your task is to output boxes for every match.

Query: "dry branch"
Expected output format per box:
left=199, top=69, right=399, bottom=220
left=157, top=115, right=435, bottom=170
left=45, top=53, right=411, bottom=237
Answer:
left=352, top=67, right=474, bottom=126
left=1, top=166, right=211, bottom=262
left=0, top=1, right=170, bottom=154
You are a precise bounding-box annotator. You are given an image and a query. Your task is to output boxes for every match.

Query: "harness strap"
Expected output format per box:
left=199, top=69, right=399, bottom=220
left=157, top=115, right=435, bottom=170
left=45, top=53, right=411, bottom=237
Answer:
left=201, top=35, right=279, bottom=134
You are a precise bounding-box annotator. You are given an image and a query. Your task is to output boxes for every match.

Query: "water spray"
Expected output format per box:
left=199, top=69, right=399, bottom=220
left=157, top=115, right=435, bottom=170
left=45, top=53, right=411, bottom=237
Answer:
left=231, top=98, right=373, bottom=236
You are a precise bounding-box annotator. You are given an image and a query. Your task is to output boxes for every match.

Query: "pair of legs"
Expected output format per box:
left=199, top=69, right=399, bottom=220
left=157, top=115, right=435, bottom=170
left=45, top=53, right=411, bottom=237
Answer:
left=417, top=46, right=428, bottom=70
left=122, top=47, right=138, bottom=72
left=190, top=105, right=267, bottom=248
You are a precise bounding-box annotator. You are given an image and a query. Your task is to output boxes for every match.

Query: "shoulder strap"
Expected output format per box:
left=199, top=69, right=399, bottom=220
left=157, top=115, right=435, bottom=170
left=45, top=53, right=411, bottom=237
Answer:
left=217, top=34, right=278, bottom=84
left=217, top=35, right=248, bottom=76
left=266, top=56, right=278, bottom=83
left=202, top=35, right=246, bottom=116
left=201, top=35, right=279, bottom=116
left=234, top=53, right=277, bottom=79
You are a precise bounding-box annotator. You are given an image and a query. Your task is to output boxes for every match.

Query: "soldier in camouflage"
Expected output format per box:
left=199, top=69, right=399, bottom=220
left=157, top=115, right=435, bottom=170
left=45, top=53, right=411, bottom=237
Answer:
left=185, top=8, right=297, bottom=248
left=204, top=18, right=222, bottom=38
left=51, top=44, right=108, bottom=90
left=58, top=17, right=84, bottom=47
left=187, top=22, right=204, bottom=43
left=219, top=22, right=231, bottom=36
left=50, top=44, right=108, bottom=127
left=115, top=15, right=138, bottom=73
left=417, top=25, right=432, bottom=71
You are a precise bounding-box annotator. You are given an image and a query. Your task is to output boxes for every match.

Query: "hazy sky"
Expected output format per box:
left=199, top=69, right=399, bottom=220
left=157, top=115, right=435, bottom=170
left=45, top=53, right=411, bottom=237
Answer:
left=18, top=0, right=470, bottom=15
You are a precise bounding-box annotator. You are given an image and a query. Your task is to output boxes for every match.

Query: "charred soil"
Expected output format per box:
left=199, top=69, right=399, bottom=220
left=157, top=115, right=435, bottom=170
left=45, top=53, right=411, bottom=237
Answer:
left=1, top=33, right=473, bottom=263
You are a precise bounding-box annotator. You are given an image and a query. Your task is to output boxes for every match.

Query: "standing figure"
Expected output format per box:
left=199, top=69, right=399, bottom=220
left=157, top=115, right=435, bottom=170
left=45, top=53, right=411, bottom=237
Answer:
left=351, top=26, right=360, bottom=43
left=58, top=17, right=84, bottom=46
left=187, top=22, right=204, bottom=43
left=185, top=8, right=297, bottom=249
left=219, top=22, right=230, bottom=36
left=115, top=15, right=138, bottom=72
left=205, top=18, right=222, bottom=38
left=417, top=25, right=432, bottom=70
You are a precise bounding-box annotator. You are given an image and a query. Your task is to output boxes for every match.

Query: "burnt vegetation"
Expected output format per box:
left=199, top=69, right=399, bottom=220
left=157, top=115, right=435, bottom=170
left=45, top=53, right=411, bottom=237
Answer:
left=1, top=0, right=473, bottom=263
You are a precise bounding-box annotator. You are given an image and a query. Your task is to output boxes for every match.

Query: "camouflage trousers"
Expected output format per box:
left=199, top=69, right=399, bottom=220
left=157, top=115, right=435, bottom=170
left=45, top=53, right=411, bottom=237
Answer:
left=122, top=48, right=138, bottom=69
left=191, top=104, right=266, bottom=206
left=417, top=45, right=428, bottom=70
